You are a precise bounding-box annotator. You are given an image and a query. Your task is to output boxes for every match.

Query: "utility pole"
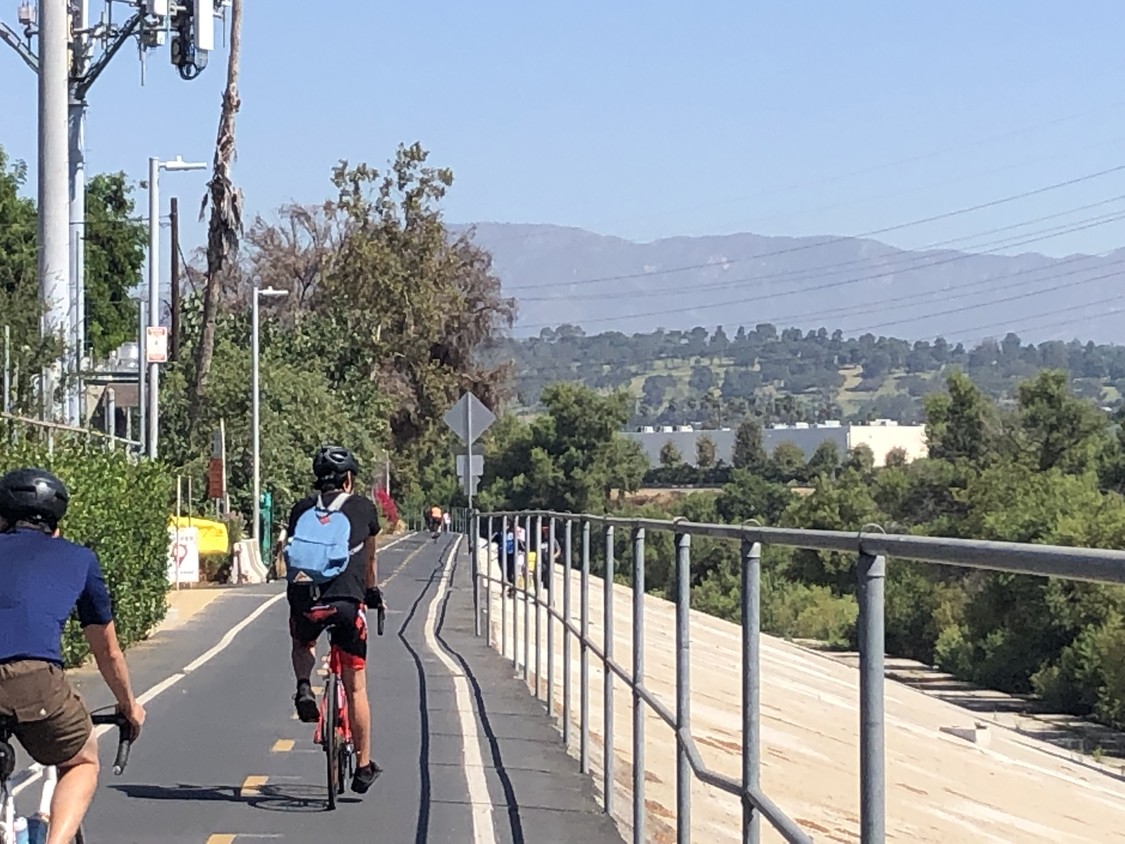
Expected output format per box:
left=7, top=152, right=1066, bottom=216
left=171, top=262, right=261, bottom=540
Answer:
left=39, top=0, right=70, bottom=421
left=170, top=196, right=180, bottom=361
left=69, top=0, right=89, bottom=426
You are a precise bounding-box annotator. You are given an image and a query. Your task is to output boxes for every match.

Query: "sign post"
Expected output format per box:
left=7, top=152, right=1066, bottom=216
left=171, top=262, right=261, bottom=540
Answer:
left=444, top=392, right=495, bottom=637
left=442, top=391, right=495, bottom=511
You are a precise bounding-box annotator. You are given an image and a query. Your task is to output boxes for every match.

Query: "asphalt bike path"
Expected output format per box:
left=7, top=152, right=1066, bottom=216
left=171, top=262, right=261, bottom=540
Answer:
left=62, top=532, right=620, bottom=843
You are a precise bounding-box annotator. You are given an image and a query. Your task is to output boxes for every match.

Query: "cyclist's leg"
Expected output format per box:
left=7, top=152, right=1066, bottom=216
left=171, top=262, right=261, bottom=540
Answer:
left=288, top=586, right=325, bottom=722
left=2, top=662, right=97, bottom=844
left=327, top=601, right=380, bottom=792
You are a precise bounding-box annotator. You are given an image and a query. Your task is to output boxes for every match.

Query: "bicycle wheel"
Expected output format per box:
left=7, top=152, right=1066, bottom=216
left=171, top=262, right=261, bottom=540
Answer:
left=324, top=674, right=338, bottom=811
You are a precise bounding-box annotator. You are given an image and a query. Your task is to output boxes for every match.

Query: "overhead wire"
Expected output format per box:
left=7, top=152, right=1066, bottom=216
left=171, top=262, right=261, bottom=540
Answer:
left=503, top=161, right=1125, bottom=292
left=516, top=200, right=1125, bottom=305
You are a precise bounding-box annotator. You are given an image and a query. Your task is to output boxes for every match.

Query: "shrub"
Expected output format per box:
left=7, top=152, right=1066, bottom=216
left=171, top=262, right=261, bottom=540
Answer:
left=0, top=439, right=173, bottom=666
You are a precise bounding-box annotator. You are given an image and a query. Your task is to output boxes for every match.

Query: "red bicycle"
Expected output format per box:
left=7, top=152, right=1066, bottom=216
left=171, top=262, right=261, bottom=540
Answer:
left=313, top=602, right=384, bottom=810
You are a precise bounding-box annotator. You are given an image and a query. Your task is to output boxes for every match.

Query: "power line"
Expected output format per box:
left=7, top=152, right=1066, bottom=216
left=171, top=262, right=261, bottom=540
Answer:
left=516, top=200, right=1125, bottom=305
left=504, top=162, right=1125, bottom=292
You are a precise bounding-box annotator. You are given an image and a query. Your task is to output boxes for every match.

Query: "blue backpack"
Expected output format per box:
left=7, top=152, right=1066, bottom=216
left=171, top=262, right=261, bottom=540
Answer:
left=284, top=492, right=359, bottom=585
left=504, top=532, right=516, bottom=556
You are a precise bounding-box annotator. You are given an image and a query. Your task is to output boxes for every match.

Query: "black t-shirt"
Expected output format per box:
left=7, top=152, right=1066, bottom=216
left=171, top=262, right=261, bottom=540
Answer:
left=286, top=491, right=380, bottom=601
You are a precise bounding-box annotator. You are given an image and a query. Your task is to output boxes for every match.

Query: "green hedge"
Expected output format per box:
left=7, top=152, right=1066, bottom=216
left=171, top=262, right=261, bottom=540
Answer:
left=0, top=439, right=173, bottom=666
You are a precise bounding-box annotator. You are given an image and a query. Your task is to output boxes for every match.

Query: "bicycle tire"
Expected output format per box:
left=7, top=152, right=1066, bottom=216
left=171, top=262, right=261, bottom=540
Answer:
left=324, top=674, right=338, bottom=811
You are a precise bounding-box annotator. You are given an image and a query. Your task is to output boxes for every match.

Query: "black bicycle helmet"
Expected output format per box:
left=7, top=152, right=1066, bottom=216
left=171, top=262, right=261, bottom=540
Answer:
left=0, top=467, right=69, bottom=530
left=312, top=445, right=359, bottom=481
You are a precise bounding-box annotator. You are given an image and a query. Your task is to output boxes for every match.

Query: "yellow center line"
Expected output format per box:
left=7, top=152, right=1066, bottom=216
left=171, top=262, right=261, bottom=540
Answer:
left=239, top=775, right=268, bottom=797
left=271, top=738, right=294, bottom=752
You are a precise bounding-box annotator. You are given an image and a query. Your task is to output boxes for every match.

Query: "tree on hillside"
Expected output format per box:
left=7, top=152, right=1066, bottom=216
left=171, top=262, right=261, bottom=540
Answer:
left=732, top=418, right=768, bottom=473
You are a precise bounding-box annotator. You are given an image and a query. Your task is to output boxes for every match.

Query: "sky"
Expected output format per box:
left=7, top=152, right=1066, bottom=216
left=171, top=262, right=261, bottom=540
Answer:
left=3, top=1, right=1125, bottom=295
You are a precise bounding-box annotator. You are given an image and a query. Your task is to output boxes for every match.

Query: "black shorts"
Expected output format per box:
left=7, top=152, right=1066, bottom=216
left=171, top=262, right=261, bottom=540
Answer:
left=287, top=587, right=368, bottom=670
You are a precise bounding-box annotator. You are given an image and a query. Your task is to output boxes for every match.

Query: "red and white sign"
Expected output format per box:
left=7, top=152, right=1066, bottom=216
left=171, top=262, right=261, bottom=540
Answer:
left=166, top=525, right=200, bottom=584
left=146, top=326, right=169, bottom=364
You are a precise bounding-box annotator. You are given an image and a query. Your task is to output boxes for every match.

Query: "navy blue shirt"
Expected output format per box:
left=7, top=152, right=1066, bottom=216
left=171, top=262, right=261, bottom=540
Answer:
left=0, top=528, right=114, bottom=666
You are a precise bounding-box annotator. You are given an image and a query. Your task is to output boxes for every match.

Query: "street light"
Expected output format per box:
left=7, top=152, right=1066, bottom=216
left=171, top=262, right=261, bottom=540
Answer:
left=146, top=154, right=206, bottom=459
left=252, top=283, right=289, bottom=547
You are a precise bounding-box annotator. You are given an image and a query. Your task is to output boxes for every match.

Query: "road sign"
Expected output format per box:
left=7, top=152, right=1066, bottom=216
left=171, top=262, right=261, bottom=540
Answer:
left=443, top=391, right=495, bottom=444
left=166, top=525, right=200, bottom=585
left=146, top=326, right=168, bottom=364
left=456, top=454, right=484, bottom=477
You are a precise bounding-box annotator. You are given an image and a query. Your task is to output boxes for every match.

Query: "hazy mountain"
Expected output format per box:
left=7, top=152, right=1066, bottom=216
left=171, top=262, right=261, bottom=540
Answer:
left=452, top=222, right=1125, bottom=344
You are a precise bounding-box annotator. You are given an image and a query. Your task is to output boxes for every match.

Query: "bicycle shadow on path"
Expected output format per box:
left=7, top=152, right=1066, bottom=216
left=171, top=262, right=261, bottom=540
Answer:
left=108, top=782, right=359, bottom=813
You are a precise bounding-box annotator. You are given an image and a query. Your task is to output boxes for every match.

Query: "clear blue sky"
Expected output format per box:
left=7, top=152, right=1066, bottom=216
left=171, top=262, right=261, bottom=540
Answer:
left=3, top=1, right=1125, bottom=267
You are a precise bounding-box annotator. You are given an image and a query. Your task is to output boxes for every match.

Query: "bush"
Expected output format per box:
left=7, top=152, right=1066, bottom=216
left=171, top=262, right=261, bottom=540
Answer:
left=0, top=439, right=173, bottom=666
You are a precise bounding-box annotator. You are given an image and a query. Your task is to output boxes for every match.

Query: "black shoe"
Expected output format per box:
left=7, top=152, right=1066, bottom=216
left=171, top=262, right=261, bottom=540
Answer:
left=351, top=761, right=382, bottom=794
left=294, top=681, right=318, bottom=723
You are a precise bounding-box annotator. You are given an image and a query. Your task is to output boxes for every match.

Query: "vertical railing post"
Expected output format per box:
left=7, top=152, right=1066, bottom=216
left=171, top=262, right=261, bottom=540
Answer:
left=742, top=539, right=762, bottom=844
left=632, top=525, right=646, bottom=844
left=534, top=513, right=543, bottom=701
left=563, top=519, right=574, bottom=747
left=675, top=530, right=692, bottom=843
left=502, top=515, right=511, bottom=664
left=858, top=552, right=887, bottom=844
left=485, top=514, right=494, bottom=647
left=523, top=513, right=532, bottom=684
left=547, top=515, right=557, bottom=717
left=603, top=523, right=615, bottom=817
left=472, top=509, right=481, bottom=637
left=580, top=518, right=591, bottom=774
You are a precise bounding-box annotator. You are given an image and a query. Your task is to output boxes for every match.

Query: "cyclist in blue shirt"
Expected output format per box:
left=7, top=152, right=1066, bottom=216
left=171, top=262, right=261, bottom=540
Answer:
left=0, top=468, right=145, bottom=844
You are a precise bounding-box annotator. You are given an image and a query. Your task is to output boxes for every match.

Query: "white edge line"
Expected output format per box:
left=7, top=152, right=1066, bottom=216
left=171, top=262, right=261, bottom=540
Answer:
left=422, top=536, right=498, bottom=844
left=12, top=530, right=419, bottom=797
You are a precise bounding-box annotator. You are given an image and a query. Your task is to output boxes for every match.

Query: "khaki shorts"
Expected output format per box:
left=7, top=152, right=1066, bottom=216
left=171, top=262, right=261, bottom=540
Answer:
left=0, top=660, right=92, bottom=767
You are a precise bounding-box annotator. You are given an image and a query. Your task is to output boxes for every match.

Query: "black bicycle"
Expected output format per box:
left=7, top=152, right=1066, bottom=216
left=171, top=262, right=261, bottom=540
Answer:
left=0, top=707, right=132, bottom=843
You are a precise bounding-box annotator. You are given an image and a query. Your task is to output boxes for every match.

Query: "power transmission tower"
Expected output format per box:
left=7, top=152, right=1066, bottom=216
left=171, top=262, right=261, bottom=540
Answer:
left=0, top=1, right=229, bottom=424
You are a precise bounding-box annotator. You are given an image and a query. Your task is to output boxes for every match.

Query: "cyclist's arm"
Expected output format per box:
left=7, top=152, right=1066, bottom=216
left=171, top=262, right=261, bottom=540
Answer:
left=365, top=498, right=380, bottom=590
left=76, top=555, right=137, bottom=712
left=83, top=621, right=135, bottom=710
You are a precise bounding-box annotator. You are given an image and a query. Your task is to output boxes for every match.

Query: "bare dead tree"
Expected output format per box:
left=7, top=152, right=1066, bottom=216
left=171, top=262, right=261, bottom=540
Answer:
left=189, top=0, right=244, bottom=437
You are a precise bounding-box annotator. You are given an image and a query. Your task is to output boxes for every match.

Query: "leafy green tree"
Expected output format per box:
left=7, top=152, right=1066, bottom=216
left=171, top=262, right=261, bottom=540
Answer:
left=1016, top=369, right=1105, bottom=474
left=84, top=172, right=147, bottom=358
left=660, top=440, right=683, bottom=468
left=844, top=443, right=875, bottom=475
left=769, top=442, right=807, bottom=483
left=696, top=435, right=717, bottom=469
left=732, top=418, right=768, bottom=472
left=924, top=371, right=998, bottom=465
left=806, top=440, right=840, bottom=479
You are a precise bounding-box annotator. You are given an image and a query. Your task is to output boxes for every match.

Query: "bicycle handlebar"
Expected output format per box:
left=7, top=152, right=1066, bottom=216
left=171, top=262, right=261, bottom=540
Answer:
left=89, top=712, right=132, bottom=775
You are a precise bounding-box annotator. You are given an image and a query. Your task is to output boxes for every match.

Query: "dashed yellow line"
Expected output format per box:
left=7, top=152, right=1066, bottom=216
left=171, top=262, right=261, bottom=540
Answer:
left=206, top=836, right=236, bottom=844
left=239, top=775, right=268, bottom=797
left=271, top=738, right=294, bottom=752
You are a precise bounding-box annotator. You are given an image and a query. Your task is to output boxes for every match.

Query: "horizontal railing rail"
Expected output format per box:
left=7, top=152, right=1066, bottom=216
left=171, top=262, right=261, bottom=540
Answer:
left=466, top=509, right=1125, bottom=844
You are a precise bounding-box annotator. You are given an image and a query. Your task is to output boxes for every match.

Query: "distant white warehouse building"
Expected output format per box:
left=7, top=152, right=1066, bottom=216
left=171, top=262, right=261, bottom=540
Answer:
left=624, top=420, right=928, bottom=468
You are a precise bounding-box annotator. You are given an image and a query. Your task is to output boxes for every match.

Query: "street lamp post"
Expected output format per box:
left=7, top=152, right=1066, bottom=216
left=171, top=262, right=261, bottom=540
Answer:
left=252, top=284, right=289, bottom=546
left=146, top=154, right=206, bottom=459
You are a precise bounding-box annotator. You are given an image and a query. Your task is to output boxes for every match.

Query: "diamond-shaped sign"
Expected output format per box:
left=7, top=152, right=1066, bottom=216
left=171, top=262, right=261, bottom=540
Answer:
left=443, top=392, right=495, bottom=444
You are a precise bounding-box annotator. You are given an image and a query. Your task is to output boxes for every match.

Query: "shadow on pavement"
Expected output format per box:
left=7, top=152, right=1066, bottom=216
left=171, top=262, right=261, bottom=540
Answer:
left=108, top=782, right=359, bottom=813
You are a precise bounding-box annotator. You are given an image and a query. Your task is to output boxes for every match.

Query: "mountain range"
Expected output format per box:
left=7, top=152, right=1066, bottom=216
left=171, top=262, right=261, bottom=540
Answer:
left=454, top=222, right=1125, bottom=344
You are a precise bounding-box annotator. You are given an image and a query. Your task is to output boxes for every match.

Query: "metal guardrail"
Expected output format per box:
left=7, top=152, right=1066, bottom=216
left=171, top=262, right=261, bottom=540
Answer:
left=1, top=410, right=143, bottom=455
left=466, top=510, right=1125, bottom=844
